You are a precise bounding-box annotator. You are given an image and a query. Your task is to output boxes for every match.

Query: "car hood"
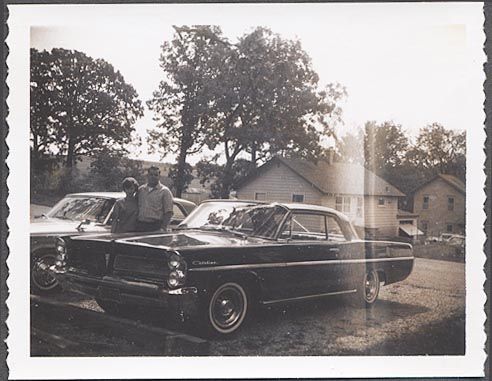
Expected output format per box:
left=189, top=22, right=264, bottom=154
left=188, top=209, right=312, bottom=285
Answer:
left=72, top=229, right=268, bottom=249
left=30, top=218, right=107, bottom=236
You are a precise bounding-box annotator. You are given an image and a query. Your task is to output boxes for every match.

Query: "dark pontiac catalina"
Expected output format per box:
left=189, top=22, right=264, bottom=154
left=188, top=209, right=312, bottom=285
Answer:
left=53, top=200, right=414, bottom=336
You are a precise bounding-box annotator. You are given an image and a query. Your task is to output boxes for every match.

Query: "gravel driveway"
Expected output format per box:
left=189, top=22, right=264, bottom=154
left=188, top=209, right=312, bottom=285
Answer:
left=31, top=257, right=465, bottom=356
left=207, top=257, right=465, bottom=356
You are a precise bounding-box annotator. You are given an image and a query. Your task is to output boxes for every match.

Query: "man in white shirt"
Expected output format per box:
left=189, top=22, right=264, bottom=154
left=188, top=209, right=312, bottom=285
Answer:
left=136, top=166, right=174, bottom=232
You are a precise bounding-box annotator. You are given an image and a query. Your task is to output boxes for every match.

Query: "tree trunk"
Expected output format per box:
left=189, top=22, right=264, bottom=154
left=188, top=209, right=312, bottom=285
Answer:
left=219, top=159, right=234, bottom=199
left=66, top=138, right=75, bottom=168
left=32, top=135, right=40, bottom=169
left=175, top=149, right=187, bottom=198
left=251, top=144, right=257, bottom=166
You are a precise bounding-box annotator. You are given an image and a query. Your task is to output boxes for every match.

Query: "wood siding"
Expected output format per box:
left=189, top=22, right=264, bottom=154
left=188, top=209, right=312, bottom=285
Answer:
left=237, top=162, right=400, bottom=238
left=323, top=194, right=399, bottom=237
left=413, top=178, right=465, bottom=236
left=236, top=162, right=323, bottom=204
left=363, top=195, right=399, bottom=237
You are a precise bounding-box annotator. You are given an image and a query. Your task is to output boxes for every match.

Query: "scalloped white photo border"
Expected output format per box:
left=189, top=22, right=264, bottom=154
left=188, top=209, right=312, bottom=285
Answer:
left=6, top=2, right=487, bottom=379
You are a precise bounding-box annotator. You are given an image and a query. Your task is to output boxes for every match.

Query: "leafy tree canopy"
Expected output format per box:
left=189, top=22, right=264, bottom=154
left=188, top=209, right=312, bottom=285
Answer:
left=88, top=151, right=145, bottom=192
left=407, top=123, right=466, bottom=181
left=196, top=158, right=256, bottom=199
left=30, top=48, right=144, bottom=168
left=147, top=26, right=230, bottom=197
left=148, top=26, right=346, bottom=198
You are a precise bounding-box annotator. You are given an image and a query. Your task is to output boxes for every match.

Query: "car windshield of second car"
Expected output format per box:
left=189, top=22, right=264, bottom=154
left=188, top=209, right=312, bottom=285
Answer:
left=47, top=197, right=115, bottom=223
left=183, top=203, right=288, bottom=239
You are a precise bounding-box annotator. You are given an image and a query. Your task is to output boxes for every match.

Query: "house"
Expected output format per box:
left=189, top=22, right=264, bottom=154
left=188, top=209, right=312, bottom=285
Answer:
left=397, top=209, right=423, bottom=243
left=235, top=156, right=405, bottom=239
left=411, top=174, right=465, bottom=237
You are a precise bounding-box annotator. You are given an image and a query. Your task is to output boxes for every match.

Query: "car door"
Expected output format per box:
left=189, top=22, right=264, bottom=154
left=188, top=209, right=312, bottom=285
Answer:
left=275, top=212, right=339, bottom=298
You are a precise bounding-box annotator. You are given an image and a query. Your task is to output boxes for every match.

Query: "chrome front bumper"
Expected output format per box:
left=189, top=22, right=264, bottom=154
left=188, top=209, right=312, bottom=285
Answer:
left=53, top=267, right=199, bottom=317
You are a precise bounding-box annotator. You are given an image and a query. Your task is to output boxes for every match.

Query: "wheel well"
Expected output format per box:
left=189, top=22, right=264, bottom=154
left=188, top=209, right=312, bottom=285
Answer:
left=31, top=248, right=57, bottom=263
left=376, top=269, right=387, bottom=285
left=208, top=272, right=261, bottom=301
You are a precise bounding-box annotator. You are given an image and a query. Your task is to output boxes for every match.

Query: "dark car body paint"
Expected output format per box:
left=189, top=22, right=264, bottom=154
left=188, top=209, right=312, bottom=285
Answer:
left=59, top=226, right=413, bottom=310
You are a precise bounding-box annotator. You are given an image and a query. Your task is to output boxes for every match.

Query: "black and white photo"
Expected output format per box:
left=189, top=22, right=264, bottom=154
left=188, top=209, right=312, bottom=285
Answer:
left=5, top=2, right=487, bottom=379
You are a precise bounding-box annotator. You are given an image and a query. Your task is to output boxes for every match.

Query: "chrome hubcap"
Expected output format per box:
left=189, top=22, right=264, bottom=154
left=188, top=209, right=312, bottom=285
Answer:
left=364, top=271, right=378, bottom=303
left=211, top=285, right=245, bottom=330
left=32, top=256, right=58, bottom=290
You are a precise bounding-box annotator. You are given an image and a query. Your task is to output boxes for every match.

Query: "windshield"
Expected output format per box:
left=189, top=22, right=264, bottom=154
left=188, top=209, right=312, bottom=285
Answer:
left=47, top=196, right=116, bottom=223
left=222, top=205, right=288, bottom=239
left=179, top=202, right=287, bottom=239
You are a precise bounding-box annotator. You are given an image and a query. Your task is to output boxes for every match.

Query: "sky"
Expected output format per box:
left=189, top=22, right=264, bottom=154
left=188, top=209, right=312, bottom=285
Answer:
left=29, top=2, right=484, bottom=163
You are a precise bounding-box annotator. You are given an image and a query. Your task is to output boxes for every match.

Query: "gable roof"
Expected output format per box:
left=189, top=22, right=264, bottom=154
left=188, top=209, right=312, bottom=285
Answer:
left=238, top=156, right=405, bottom=197
left=437, top=174, right=465, bottom=194
left=412, top=173, right=465, bottom=195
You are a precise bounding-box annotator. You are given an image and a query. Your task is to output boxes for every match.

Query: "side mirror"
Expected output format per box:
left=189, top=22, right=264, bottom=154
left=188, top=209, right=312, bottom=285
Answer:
left=76, top=219, right=91, bottom=232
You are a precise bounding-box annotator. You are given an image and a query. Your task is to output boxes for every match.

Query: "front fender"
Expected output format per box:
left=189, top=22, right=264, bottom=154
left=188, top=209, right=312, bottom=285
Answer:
left=193, top=269, right=264, bottom=302
left=30, top=236, right=57, bottom=256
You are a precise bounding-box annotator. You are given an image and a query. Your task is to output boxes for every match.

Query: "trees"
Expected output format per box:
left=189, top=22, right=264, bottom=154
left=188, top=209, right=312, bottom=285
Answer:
left=407, top=123, right=466, bottom=182
left=209, top=27, right=345, bottom=198
left=149, top=26, right=346, bottom=198
left=147, top=26, right=230, bottom=197
left=30, top=48, right=144, bottom=169
left=363, top=121, right=410, bottom=176
left=87, top=151, right=145, bottom=192
left=168, top=162, right=194, bottom=195
left=335, top=129, right=365, bottom=165
left=196, top=158, right=256, bottom=199
left=335, top=121, right=465, bottom=200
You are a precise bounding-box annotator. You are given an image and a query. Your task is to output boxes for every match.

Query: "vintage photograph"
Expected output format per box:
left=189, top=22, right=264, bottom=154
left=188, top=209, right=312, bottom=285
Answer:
left=6, top=2, right=486, bottom=379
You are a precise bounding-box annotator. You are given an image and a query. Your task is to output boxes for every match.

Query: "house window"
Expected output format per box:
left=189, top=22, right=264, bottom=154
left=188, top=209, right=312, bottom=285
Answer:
left=446, top=224, right=453, bottom=233
left=448, top=197, right=455, bottom=211
left=378, top=197, right=385, bottom=207
left=292, top=194, right=304, bottom=203
left=356, top=197, right=363, bottom=217
left=423, top=195, right=429, bottom=209
left=335, top=196, right=351, bottom=213
left=254, top=192, right=266, bottom=201
left=335, top=196, right=343, bottom=211
left=343, top=197, right=351, bottom=213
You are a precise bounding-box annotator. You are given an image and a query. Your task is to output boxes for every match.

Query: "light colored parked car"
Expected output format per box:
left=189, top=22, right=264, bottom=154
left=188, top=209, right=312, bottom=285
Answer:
left=30, top=192, right=196, bottom=294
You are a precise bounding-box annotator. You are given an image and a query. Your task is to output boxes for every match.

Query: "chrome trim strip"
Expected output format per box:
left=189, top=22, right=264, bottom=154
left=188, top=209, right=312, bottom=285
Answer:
left=261, top=289, right=357, bottom=305
left=189, top=256, right=414, bottom=272
left=163, top=287, right=198, bottom=295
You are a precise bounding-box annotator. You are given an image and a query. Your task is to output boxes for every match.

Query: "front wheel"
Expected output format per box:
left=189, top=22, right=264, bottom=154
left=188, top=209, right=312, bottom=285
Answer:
left=31, top=253, right=60, bottom=294
left=206, top=282, right=249, bottom=336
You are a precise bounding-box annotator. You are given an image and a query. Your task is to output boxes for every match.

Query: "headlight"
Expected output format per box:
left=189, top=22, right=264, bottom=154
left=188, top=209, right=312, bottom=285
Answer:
left=167, top=252, right=187, bottom=288
left=167, top=270, right=186, bottom=288
left=55, top=237, right=67, bottom=260
left=168, top=253, right=186, bottom=270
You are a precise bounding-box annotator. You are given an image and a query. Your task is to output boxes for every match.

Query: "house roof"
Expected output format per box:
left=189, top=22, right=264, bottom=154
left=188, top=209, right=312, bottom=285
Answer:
left=437, top=174, right=465, bottom=194
left=411, top=173, right=465, bottom=195
left=238, top=156, right=405, bottom=197
left=397, top=209, right=419, bottom=218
